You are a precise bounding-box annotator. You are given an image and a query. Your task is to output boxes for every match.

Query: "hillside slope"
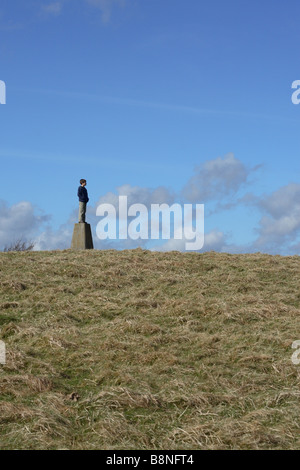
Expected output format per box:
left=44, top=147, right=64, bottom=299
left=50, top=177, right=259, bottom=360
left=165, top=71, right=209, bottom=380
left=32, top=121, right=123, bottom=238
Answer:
left=0, top=249, right=299, bottom=450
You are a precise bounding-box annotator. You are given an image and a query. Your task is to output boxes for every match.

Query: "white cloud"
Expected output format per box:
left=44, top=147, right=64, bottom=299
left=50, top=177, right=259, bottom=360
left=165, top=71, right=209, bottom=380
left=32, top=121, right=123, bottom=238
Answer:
left=34, top=224, right=72, bottom=250
left=182, top=153, right=253, bottom=203
left=152, top=229, right=227, bottom=253
left=252, top=183, right=300, bottom=253
left=95, top=183, right=176, bottom=218
left=0, top=200, right=50, bottom=250
left=204, top=230, right=227, bottom=251
left=260, top=183, right=300, bottom=219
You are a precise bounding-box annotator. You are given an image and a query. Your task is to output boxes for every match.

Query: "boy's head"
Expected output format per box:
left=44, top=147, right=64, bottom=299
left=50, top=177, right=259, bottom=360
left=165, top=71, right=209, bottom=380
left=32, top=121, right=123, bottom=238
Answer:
left=80, top=179, right=87, bottom=186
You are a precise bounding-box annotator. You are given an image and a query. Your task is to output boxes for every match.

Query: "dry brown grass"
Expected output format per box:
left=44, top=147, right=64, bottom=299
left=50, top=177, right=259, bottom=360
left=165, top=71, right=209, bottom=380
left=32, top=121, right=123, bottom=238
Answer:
left=0, top=249, right=300, bottom=449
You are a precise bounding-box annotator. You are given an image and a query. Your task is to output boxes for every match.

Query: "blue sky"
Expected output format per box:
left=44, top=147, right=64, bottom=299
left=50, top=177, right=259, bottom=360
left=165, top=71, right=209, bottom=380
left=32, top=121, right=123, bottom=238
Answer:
left=1, top=0, right=300, bottom=253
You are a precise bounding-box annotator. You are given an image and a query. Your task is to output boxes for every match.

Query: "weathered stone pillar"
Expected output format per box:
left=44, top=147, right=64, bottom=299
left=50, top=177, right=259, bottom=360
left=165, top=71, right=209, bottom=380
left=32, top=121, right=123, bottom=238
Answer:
left=71, top=223, right=94, bottom=250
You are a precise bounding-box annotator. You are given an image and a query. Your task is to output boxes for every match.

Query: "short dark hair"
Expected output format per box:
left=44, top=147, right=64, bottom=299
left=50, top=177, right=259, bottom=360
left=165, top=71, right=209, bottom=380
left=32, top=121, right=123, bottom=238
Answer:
left=80, top=179, right=86, bottom=184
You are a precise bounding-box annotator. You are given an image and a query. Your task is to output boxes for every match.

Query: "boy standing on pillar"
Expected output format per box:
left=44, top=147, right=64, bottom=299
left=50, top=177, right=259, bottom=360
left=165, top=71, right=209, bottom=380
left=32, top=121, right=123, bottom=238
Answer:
left=78, top=179, right=89, bottom=223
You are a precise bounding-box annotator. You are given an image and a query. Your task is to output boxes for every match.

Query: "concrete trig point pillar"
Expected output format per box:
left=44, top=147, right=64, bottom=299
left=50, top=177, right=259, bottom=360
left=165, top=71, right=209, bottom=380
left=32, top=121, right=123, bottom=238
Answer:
left=71, top=223, right=94, bottom=250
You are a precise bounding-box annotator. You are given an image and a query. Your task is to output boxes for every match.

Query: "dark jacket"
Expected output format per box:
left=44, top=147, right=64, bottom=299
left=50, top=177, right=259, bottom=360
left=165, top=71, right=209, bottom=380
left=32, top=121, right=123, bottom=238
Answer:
left=78, top=186, right=89, bottom=203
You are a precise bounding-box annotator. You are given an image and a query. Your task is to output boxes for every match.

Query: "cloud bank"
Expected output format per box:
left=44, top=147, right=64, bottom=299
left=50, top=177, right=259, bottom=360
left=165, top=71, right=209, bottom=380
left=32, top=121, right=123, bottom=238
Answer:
left=1, top=154, right=300, bottom=255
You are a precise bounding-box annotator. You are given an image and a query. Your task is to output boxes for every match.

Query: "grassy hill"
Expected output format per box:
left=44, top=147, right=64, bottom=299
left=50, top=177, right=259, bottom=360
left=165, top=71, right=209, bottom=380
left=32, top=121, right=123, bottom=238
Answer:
left=0, top=249, right=300, bottom=450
